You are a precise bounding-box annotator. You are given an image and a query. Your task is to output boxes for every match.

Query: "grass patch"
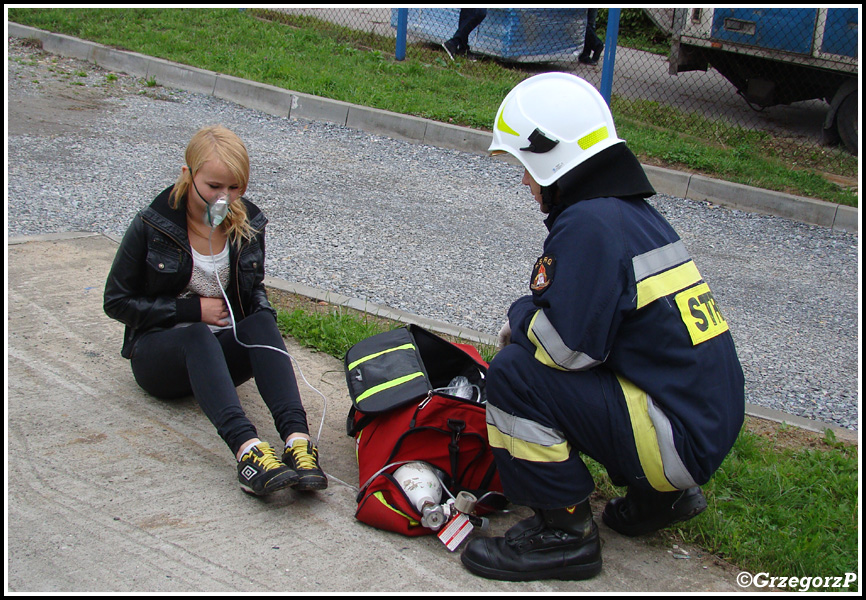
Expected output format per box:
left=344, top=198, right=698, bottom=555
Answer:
left=269, top=289, right=498, bottom=364
left=673, top=425, right=858, bottom=588
left=580, top=423, right=857, bottom=592
left=276, top=304, right=393, bottom=360
left=269, top=287, right=859, bottom=591
left=7, top=7, right=858, bottom=206
left=586, top=424, right=859, bottom=592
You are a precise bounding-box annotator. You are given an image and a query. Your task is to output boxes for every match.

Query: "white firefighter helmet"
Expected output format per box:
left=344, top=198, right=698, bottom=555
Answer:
left=489, top=72, right=624, bottom=187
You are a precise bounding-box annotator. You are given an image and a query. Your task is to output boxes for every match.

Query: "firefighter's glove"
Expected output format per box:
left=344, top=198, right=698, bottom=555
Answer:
left=497, top=320, right=512, bottom=351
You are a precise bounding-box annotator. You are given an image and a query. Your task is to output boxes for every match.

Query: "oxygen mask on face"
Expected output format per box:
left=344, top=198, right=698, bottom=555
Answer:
left=206, top=194, right=229, bottom=228
left=187, top=166, right=231, bottom=229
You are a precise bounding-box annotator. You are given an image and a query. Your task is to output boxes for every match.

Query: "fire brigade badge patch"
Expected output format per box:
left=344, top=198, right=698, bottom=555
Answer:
left=530, top=255, right=555, bottom=293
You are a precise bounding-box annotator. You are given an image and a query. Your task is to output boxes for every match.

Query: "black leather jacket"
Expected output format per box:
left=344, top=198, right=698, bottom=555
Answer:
left=103, top=185, right=275, bottom=358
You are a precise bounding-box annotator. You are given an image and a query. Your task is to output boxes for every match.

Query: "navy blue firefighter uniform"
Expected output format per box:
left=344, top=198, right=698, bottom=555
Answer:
left=486, top=144, right=745, bottom=511
left=460, top=72, right=745, bottom=583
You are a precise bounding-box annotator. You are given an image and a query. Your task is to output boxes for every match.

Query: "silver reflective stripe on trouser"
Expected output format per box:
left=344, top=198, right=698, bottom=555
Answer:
left=486, top=403, right=571, bottom=463
left=617, top=374, right=697, bottom=492
left=526, top=310, right=603, bottom=372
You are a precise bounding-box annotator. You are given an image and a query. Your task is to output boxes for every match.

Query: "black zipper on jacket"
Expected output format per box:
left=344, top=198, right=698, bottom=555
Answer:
left=231, top=245, right=246, bottom=320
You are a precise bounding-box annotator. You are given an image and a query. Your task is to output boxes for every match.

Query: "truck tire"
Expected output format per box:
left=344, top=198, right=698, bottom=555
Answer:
left=836, top=90, right=858, bottom=156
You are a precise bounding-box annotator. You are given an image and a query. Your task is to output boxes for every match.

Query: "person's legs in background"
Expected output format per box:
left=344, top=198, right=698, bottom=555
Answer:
left=442, top=8, right=488, bottom=59
left=579, top=8, right=604, bottom=65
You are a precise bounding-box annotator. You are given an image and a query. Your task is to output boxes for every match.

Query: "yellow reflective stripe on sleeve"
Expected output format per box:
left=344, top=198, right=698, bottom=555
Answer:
left=355, top=372, right=425, bottom=403
left=527, top=310, right=602, bottom=371
left=578, top=126, right=609, bottom=150
left=675, top=282, right=730, bottom=345
left=373, top=491, right=420, bottom=526
left=616, top=374, right=677, bottom=492
left=347, top=343, right=416, bottom=371
left=636, top=260, right=702, bottom=309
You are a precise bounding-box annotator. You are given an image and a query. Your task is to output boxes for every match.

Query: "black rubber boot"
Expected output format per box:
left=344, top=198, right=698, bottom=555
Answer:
left=461, top=501, right=602, bottom=581
left=502, top=510, right=544, bottom=542
left=602, top=486, right=707, bottom=537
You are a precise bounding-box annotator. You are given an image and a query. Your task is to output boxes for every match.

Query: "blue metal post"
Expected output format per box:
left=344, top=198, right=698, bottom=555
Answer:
left=396, top=8, right=408, bottom=61
left=599, top=8, right=620, bottom=106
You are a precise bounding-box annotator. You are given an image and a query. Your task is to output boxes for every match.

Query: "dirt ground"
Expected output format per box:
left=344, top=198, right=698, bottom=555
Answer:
left=7, top=36, right=179, bottom=138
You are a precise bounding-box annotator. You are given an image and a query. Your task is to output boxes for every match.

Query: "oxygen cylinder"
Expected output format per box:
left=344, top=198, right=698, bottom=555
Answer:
left=394, top=462, right=447, bottom=530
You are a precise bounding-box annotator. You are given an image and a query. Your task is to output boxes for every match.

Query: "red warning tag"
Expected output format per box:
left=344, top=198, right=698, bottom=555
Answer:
left=437, top=514, right=474, bottom=552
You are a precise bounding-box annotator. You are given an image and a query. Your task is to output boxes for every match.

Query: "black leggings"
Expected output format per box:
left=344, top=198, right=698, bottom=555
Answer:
left=130, top=310, right=309, bottom=456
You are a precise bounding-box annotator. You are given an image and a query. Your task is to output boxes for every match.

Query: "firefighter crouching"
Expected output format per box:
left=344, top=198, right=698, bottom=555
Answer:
left=460, top=73, right=745, bottom=582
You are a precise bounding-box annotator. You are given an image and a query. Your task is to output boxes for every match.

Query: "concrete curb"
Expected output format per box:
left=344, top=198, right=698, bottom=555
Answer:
left=644, top=165, right=859, bottom=234
left=9, top=22, right=858, bottom=235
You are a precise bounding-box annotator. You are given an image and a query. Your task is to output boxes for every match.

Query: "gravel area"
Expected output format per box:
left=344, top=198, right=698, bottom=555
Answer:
left=6, top=37, right=860, bottom=431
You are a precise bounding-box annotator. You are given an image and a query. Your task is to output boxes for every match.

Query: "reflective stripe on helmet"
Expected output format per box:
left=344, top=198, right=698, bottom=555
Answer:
left=496, top=103, right=521, bottom=137
left=578, top=126, right=610, bottom=150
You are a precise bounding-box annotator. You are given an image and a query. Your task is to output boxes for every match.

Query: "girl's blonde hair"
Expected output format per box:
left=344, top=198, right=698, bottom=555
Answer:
left=169, top=125, right=255, bottom=246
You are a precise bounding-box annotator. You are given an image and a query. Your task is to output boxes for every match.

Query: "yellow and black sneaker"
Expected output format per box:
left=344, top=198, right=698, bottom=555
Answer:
left=237, top=442, right=299, bottom=496
left=282, top=439, right=328, bottom=491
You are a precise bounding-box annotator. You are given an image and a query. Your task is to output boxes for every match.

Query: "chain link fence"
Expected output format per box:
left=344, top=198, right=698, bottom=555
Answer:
left=255, top=7, right=858, bottom=158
